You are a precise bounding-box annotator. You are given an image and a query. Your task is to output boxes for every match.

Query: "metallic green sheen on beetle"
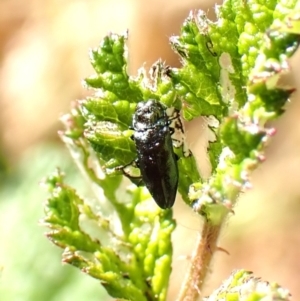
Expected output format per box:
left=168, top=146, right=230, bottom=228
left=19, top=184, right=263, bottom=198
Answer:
left=132, top=99, right=178, bottom=209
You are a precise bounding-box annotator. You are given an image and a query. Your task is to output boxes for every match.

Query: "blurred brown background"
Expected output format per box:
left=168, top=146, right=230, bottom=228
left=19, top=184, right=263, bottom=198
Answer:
left=0, top=0, right=300, bottom=300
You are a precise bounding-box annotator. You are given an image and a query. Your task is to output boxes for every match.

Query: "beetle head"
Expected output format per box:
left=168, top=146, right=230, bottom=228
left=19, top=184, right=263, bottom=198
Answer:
left=132, top=99, right=167, bottom=130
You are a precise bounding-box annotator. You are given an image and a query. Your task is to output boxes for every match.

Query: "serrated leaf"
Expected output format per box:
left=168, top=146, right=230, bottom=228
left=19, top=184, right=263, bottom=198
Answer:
left=84, top=121, right=136, bottom=169
left=81, top=98, right=136, bottom=134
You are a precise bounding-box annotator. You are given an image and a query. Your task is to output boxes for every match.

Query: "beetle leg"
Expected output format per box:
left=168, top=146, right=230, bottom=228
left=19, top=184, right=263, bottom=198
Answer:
left=206, top=40, right=217, bottom=57
left=134, top=158, right=140, bottom=168
left=116, top=159, right=142, bottom=187
left=167, top=108, right=192, bottom=157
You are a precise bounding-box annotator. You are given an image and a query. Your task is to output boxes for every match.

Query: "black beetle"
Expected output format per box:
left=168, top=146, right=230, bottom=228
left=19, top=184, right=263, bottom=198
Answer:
left=132, top=99, right=179, bottom=209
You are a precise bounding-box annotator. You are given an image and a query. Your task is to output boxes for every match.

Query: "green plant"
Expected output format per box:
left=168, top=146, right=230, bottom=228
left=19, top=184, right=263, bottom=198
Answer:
left=41, top=0, right=300, bottom=300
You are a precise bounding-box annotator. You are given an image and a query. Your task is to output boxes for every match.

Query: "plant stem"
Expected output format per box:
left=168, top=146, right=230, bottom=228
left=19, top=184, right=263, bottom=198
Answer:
left=176, top=221, right=222, bottom=301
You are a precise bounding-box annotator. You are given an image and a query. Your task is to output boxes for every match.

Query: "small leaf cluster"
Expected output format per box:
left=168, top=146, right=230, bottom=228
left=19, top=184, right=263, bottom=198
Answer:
left=43, top=168, right=175, bottom=301
left=182, top=1, right=300, bottom=224
left=205, top=270, right=291, bottom=301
